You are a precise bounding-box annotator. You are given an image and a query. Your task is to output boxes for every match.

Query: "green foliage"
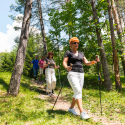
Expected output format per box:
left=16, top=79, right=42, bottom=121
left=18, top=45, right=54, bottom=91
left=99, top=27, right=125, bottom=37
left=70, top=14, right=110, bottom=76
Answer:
left=0, top=72, right=125, bottom=124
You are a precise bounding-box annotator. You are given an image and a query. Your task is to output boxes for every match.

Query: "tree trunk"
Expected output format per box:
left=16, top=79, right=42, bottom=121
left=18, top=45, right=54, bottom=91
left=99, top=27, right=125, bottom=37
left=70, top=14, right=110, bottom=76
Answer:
left=8, top=0, right=32, bottom=96
left=37, top=0, right=47, bottom=56
left=107, top=0, right=122, bottom=90
left=90, top=0, right=112, bottom=90
left=112, top=0, right=125, bottom=76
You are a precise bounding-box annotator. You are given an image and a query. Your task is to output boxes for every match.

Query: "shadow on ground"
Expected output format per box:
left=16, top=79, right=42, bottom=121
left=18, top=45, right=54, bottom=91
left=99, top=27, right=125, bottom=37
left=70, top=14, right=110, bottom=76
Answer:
left=0, top=78, right=9, bottom=92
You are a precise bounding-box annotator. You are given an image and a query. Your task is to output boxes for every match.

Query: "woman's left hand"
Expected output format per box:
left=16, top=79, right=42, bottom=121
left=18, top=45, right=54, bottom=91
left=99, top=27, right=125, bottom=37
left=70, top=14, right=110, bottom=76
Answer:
left=57, top=65, right=60, bottom=68
left=95, top=55, right=100, bottom=62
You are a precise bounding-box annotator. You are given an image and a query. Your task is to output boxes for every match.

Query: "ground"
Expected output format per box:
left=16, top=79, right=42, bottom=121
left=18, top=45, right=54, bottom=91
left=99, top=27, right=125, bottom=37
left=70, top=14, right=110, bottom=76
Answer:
left=30, top=79, right=123, bottom=125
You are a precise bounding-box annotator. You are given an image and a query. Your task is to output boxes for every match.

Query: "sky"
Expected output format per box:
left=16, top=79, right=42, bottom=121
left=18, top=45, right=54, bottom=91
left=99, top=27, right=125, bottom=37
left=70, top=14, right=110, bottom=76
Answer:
left=0, top=0, right=21, bottom=53
left=0, top=0, right=66, bottom=53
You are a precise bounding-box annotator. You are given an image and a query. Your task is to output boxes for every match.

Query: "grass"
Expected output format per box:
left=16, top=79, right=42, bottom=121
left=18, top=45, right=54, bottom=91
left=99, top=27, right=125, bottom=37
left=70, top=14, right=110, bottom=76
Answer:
left=0, top=72, right=125, bottom=125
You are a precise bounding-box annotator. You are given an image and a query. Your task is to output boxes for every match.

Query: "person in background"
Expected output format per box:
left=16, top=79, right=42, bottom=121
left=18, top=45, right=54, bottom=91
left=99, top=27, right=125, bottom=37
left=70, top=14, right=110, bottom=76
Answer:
left=43, top=52, right=59, bottom=96
left=38, top=56, right=45, bottom=81
left=63, top=37, right=99, bottom=120
left=31, top=55, right=39, bottom=80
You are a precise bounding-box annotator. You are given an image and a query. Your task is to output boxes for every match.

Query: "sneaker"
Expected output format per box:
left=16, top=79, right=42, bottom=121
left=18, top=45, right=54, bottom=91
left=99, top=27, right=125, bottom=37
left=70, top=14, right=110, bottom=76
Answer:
left=80, top=111, right=90, bottom=120
left=68, top=108, right=78, bottom=115
left=48, top=92, right=52, bottom=97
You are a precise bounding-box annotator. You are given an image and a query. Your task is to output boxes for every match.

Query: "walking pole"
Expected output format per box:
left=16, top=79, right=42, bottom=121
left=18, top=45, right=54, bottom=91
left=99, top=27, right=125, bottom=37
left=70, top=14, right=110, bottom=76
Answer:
left=58, top=67, right=62, bottom=96
left=96, top=55, right=102, bottom=116
left=52, top=63, right=73, bottom=111
left=58, top=67, right=61, bottom=86
left=46, top=61, right=50, bottom=95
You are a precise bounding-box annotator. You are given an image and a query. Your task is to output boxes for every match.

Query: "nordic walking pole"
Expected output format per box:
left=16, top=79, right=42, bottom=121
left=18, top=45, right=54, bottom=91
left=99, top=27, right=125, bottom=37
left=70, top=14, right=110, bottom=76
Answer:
left=96, top=55, right=102, bottom=116
left=52, top=63, right=73, bottom=111
left=58, top=67, right=62, bottom=96
left=58, top=67, right=61, bottom=86
left=46, top=61, right=50, bottom=95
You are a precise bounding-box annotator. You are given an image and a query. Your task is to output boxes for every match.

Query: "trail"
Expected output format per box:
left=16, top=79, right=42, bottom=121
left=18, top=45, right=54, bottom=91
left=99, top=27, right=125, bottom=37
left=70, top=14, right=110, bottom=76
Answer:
left=30, top=79, right=123, bottom=125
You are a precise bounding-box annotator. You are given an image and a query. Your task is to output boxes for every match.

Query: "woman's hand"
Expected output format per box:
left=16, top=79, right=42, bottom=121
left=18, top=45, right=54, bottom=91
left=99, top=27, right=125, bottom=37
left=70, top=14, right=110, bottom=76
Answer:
left=48, top=61, right=50, bottom=65
left=66, top=66, right=72, bottom=71
left=57, top=65, right=60, bottom=68
left=95, top=55, right=100, bottom=62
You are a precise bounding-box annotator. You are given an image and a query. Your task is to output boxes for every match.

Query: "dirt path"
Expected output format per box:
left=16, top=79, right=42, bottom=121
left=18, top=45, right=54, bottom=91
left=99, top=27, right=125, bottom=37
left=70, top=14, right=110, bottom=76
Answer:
left=31, top=79, right=123, bottom=125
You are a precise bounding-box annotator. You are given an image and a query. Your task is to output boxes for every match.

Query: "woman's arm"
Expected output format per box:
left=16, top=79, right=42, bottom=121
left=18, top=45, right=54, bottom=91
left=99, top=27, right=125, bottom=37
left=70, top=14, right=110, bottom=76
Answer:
left=63, top=57, right=72, bottom=71
left=54, top=63, right=59, bottom=69
left=83, top=57, right=97, bottom=66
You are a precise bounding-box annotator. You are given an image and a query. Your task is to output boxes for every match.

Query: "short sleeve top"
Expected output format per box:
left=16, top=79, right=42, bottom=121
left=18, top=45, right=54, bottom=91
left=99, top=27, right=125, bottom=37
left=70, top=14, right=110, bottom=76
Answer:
left=45, top=58, right=55, bottom=69
left=64, top=50, right=85, bottom=73
left=38, top=59, right=44, bottom=68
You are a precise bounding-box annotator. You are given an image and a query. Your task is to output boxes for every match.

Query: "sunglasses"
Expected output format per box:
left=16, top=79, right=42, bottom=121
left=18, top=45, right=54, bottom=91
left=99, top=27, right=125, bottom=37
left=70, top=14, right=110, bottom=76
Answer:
left=72, top=42, right=79, bottom=45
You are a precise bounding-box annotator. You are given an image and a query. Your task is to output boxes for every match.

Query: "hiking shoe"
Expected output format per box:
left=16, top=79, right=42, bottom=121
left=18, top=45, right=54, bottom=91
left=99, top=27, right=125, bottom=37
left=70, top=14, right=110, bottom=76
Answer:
left=80, top=111, right=90, bottom=120
left=68, top=108, right=78, bottom=115
left=48, top=92, right=52, bottom=97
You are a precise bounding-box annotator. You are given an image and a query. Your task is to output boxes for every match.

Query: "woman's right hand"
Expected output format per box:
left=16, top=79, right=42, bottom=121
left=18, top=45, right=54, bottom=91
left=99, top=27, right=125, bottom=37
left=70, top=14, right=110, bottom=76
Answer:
left=66, top=66, right=72, bottom=71
left=48, top=62, right=50, bottom=65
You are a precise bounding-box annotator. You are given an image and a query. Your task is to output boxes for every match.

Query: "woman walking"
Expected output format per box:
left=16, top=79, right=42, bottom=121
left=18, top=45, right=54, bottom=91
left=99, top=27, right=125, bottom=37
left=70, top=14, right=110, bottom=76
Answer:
left=43, top=52, right=59, bottom=96
left=38, top=56, right=45, bottom=81
left=63, top=37, right=99, bottom=120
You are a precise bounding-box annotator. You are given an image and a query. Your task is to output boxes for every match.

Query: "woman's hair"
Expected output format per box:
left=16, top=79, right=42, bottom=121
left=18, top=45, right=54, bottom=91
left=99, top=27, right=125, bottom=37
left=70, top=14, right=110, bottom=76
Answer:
left=69, top=37, right=79, bottom=49
left=41, top=56, right=45, bottom=60
left=47, top=52, right=54, bottom=58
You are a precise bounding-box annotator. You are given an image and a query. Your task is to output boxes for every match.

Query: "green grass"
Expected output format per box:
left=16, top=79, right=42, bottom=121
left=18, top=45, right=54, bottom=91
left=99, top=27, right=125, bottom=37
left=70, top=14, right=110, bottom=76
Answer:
left=0, top=72, right=125, bottom=125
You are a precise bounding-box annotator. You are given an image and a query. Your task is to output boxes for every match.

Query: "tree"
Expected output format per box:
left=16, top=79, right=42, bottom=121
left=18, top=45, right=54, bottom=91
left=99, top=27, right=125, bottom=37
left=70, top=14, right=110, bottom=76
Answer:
left=112, top=0, right=125, bottom=76
left=36, top=0, right=47, bottom=56
left=90, top=0, right=112, bottom=90
left=107, top=0, right=122, bottom=90
left=8, top=0, right=32, bottom=95
left=0, top=52, right=11, bottom=71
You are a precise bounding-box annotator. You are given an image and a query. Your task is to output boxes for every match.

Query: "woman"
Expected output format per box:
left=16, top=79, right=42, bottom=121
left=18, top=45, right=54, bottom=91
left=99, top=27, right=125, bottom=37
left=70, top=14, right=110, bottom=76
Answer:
left=63, top=37, right=99, bottom=120
left=38, top=56, right=45, bottom=81
left=43, top=52, right=59, bottom=96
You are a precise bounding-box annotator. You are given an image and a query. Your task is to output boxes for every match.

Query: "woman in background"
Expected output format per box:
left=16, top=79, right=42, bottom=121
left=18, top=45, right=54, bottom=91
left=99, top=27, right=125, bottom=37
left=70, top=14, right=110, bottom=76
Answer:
left=43, top=52, right=59, bottom=96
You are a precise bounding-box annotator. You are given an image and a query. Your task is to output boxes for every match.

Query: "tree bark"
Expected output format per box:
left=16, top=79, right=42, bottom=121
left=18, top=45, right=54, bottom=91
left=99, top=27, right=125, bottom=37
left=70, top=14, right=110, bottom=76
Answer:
left=107, top=0, right=122, bottom=90
left=37, top=0, right=47, bottom=56
left=8, top=0, right=32, bottom=95
left=112, top=0, right=125, bottom=76
left=90, top=0, right=112, bottom=90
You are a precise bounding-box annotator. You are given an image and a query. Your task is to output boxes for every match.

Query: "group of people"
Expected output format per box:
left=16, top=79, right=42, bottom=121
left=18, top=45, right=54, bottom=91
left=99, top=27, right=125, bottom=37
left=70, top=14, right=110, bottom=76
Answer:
left=31, top=37, right=99, bottom=120
left=31, top=52, right=59, bottom=96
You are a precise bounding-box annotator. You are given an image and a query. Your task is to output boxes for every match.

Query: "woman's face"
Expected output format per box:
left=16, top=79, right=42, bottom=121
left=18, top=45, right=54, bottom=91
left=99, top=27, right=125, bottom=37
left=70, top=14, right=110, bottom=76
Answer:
left=49, top=53, right=53, bottom=58
left=71, top=41, right=79, bottom=50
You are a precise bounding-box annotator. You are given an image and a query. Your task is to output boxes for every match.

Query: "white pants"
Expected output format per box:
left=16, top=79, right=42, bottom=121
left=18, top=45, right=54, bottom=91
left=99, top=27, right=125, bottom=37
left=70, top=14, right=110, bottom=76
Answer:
left=45, top=68, right=56, bottom=92
left=67, top=71, right=84, bottom=100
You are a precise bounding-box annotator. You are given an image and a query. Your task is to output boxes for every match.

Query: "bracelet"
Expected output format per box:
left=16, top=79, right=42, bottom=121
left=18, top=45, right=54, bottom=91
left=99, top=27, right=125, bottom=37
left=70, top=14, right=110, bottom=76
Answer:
left=92, top=61, right=95, bottom=64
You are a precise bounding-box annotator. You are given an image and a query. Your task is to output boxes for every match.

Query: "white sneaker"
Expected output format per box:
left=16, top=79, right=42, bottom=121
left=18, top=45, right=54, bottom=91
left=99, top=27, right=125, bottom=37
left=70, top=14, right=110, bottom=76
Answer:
left=68, top=108, right=78, bottom=115
left=80, top=111, right=90, bottom=119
